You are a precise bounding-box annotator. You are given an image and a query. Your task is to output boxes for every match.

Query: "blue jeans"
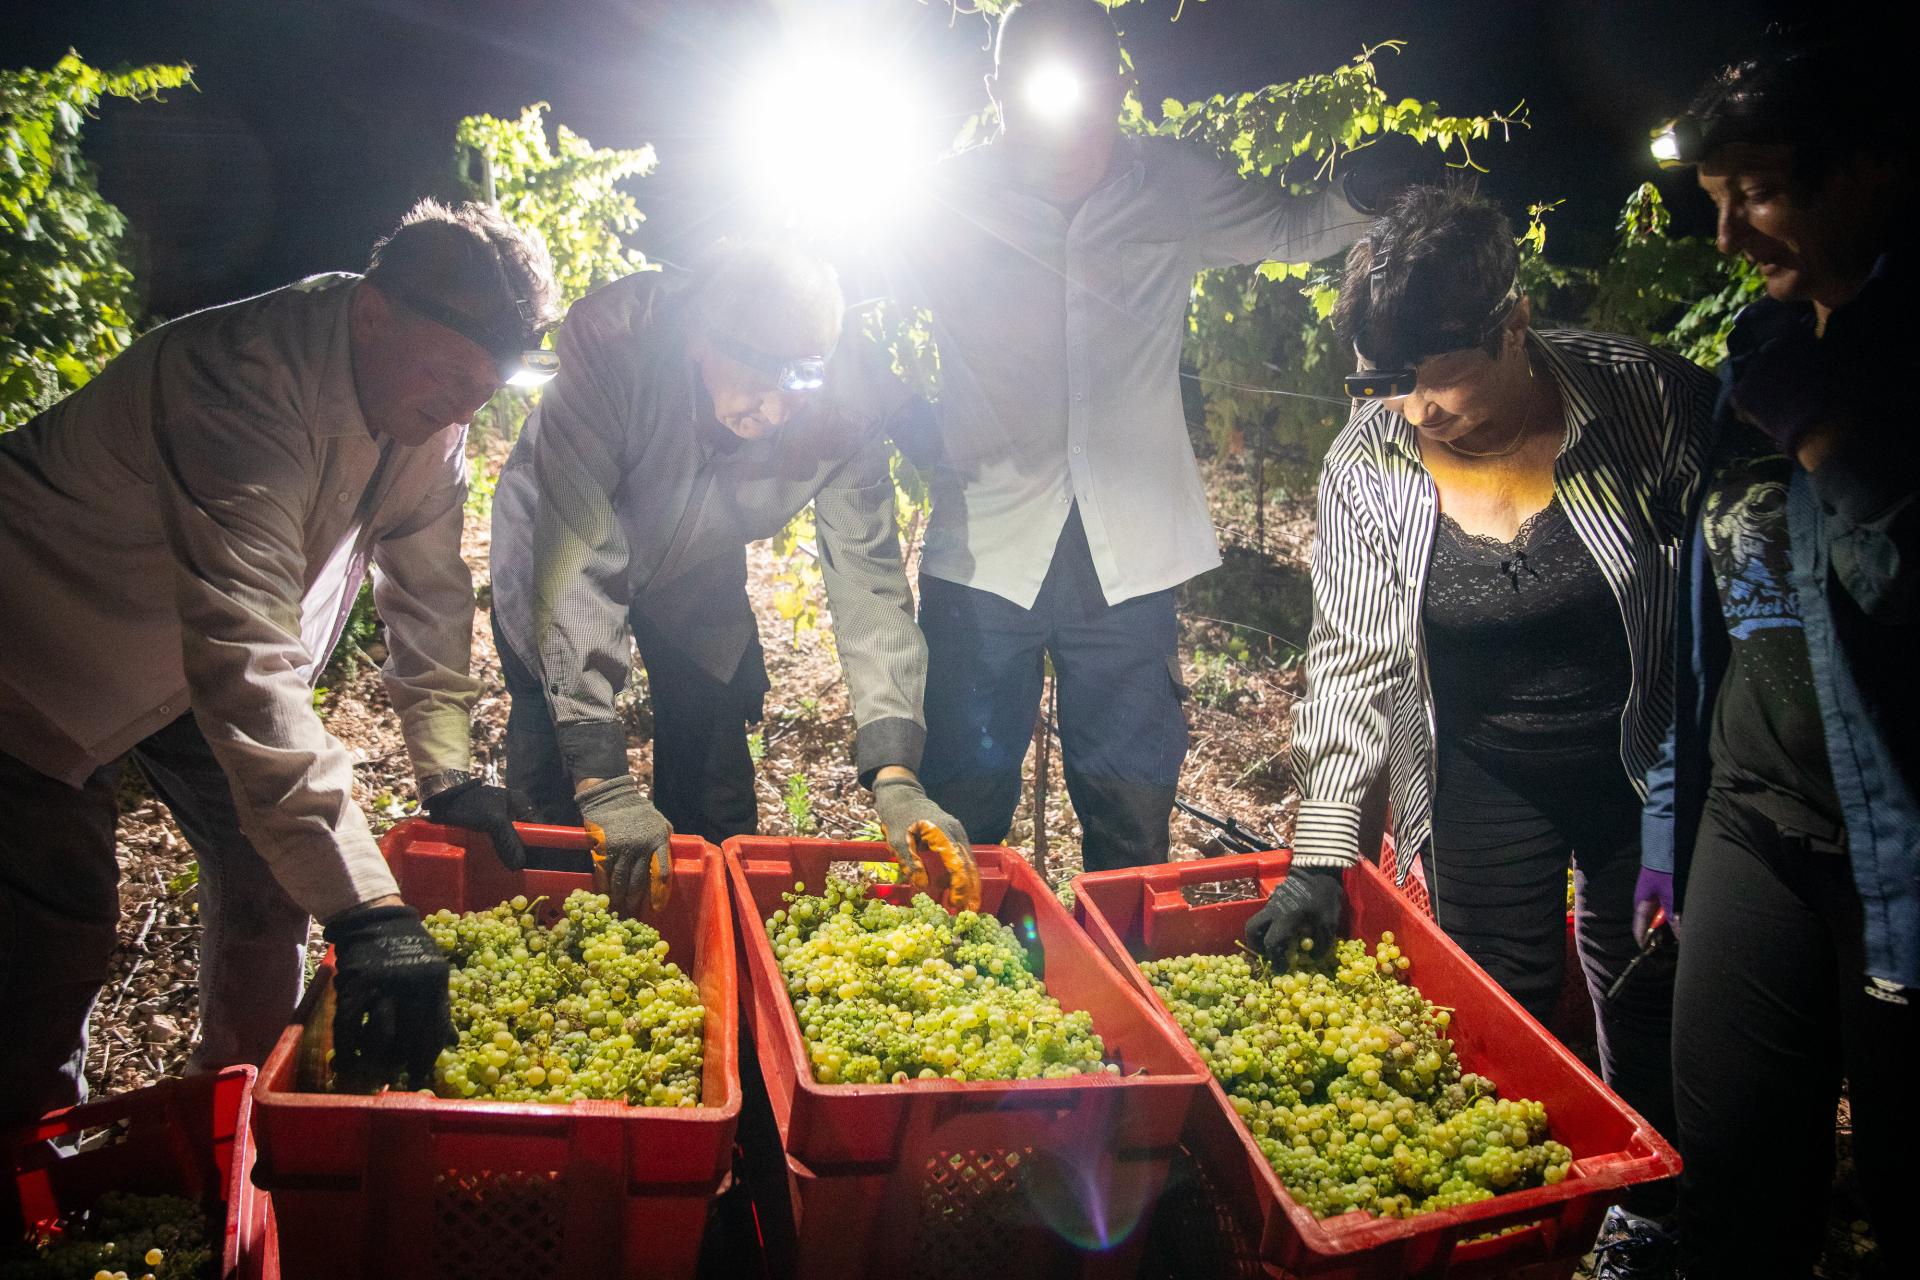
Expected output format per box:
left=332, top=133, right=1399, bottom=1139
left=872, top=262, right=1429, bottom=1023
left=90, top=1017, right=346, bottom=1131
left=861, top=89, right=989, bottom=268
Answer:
left=0, top=715, right=309, bottom=1127
left=918, top=508, right=1189, bottom=872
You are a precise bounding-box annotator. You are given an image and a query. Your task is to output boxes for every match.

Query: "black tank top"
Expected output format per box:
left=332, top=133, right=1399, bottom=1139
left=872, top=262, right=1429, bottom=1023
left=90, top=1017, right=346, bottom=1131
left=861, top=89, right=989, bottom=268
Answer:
left=1423, top=498, right=1633, bottom=754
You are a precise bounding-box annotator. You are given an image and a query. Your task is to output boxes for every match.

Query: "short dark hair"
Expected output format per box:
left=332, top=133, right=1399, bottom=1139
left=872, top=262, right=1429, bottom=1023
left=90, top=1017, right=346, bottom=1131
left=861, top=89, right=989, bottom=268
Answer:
left=1333, top=185, right=1518, bottom=372
left=995, top=0, right=1123, bottom=74
left=1681, top=31, right=1898, bottom=190
left=365, top=199, right=560, bottom=350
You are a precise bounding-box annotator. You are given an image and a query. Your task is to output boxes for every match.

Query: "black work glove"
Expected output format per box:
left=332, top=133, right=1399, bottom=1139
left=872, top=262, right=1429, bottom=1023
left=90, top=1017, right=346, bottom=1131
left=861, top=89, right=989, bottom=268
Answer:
left=1242, top=863, right=1349, bottom=967
left=1728, top=329, right=1842, bottom=455
left=324, top=903, right=453, bottom=1092
left=872, top=773, right=979, bottom=911
left=576, top=776, right=673, bottom=917
left=1340, top=131, right=1438, bottom=216
left=423, top=779, right=538, bottom=870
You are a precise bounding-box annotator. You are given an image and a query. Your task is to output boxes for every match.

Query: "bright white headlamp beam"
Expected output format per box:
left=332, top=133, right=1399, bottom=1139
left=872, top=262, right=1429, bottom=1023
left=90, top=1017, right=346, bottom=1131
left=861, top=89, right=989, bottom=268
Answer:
left=1023, top=62, right=1084, bottom=120
left=733, top=39, right=930, bottom=231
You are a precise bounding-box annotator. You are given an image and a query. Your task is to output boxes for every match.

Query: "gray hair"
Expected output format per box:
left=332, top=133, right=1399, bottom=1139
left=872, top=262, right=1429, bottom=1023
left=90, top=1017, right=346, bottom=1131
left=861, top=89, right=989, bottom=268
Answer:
left=685, top=239, right=844, bottom=357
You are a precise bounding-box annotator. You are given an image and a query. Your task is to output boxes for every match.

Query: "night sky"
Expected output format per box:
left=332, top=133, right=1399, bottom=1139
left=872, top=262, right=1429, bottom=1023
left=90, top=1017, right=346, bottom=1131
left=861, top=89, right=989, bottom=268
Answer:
left=3, top=0, right=1865, bottom=319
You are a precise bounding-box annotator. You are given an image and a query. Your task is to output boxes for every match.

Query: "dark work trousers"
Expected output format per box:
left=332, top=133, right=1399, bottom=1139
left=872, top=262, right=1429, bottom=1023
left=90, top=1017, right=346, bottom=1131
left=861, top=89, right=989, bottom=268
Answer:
left=492, top=608, right=763, bottom=842
left=917, top=507, right=1189, bottom=873
left=1429, top=738, right=1678, bottom=1216
left=1672, top=789, right=1920, bottom=1278
left=0, top=716, right=310, bottom=1129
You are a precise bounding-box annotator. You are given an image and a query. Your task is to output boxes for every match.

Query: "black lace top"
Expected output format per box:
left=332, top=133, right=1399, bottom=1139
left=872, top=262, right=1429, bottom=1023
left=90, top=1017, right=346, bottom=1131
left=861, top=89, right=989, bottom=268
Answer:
left=1423, top=497, right=1633, bottom=753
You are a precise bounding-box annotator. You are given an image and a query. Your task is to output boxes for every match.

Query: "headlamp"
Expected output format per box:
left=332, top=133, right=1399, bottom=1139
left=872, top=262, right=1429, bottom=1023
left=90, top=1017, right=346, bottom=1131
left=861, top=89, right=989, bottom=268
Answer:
left=1342, top=367, right=1419, bottom=400
left=1024, top=62, right=1084, bottom=121
left=1649, top=116, right=1702, bottom=169
left=504, top=349, right=560, bottom=389
left=1343, top=285, right=1522, bottom=402
left=388, top=286, right=558, bottom=389
left=711, top=334, right=830, bottom=394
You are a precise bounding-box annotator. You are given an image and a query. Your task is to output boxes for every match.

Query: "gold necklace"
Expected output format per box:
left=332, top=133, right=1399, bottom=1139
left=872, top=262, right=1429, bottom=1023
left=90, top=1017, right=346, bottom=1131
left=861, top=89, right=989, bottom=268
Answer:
left=1441, top=361, right=1546, bottom=460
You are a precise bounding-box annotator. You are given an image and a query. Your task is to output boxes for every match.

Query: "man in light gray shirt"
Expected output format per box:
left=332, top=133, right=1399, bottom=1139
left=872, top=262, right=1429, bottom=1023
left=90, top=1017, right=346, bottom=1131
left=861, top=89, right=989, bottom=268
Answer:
left=896, top=0, right=1386, bottom=869
left=0, top=201, right=557, bottom=1121
left=489, top=241, right=976, bottom=917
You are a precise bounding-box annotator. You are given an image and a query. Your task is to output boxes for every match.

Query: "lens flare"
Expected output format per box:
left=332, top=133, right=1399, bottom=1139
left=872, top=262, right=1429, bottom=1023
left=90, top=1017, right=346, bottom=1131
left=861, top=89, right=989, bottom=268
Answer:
left=1024, top=62, right=1084, bottom=121
left=734, top=40, right=930, bottom=232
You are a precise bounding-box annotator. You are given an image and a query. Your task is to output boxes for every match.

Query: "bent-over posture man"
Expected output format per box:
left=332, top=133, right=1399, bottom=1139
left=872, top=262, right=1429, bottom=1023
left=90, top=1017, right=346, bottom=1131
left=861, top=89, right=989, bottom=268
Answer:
left=489, top=240, right=975, bottom=915
left=0, top=200, right=557, bottom=1121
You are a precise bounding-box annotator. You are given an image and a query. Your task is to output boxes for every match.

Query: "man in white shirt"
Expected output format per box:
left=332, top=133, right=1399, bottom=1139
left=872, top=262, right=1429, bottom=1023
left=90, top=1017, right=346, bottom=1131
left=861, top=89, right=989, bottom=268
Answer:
left=897, top=0, right=1380, bottom=868
left=0, top=200, right=557, bottom=1122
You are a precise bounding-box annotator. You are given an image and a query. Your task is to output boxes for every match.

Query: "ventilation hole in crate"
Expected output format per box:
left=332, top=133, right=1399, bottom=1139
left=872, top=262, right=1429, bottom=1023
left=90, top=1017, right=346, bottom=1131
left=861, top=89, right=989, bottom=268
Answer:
left=433, top=1169, right=564, bottom=1280
left=909, top=1148, right=1034, bottom=1278
left=1140, top=1146, right=1263, bottom=1280
left=1181, top=877, right=1263, bottom=907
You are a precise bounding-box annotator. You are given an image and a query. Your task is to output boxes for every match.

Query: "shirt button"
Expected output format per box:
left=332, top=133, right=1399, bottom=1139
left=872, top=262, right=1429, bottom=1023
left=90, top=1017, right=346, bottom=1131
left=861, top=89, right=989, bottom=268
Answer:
left=337, top=491, right=351, bottom=503
left=1072, top=446, right=1082, bottom=455
left=158, top=704, right=171, bottom=716
left=1074, top=393, right=1084, bottom=402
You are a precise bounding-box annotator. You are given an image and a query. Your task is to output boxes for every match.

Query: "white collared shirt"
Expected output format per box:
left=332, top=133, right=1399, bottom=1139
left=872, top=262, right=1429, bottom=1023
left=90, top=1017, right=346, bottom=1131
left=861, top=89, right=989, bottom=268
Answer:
left=896, top=136, right=1366, bottom=608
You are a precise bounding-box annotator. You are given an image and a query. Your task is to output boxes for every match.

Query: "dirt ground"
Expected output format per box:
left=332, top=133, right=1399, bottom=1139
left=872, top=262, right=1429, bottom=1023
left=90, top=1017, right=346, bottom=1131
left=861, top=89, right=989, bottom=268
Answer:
left=80, top=452, right=1882, bottom=1277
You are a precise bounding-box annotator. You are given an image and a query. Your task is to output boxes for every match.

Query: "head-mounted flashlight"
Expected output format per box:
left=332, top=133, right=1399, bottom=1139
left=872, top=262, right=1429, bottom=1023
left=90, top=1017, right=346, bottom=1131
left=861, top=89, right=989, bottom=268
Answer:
left=1649, top=116, right=1703, bottom=169
left=388, top=286, right=559, bottom=389
left=1342, top=367, right=1419, bottom=400
left=711, top=334, right=830, bottom=393
left=1342, top=284, right=1522, bottom=401
left=1024, top=62, right=1084, bottom=121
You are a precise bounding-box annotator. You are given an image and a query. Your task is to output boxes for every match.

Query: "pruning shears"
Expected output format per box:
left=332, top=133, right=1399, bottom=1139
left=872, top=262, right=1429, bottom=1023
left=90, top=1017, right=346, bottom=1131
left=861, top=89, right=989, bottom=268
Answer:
left=1604, top=913, right=1673, bottom=1005
left=1174, top=794, right=1285, bottom=857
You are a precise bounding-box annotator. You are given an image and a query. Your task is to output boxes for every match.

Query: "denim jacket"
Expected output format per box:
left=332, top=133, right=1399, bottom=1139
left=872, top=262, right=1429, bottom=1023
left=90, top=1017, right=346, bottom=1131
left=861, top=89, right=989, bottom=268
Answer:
left=1641, top=255, right=1919, bottom=988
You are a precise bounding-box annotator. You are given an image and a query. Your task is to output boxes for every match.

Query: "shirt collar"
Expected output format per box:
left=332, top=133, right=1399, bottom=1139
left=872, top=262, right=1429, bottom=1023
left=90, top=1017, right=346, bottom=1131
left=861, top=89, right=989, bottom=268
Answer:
left=312, top=276, right=375, bottom=441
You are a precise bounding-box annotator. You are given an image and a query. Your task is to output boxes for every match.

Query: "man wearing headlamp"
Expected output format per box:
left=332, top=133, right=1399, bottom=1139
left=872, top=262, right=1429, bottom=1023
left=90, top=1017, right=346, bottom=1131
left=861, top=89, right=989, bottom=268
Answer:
left=487, top=240, right=977, bottom=914
left=0, top=200, right=558, bottom=1120
left=891, top=0, right=1416, bottom=872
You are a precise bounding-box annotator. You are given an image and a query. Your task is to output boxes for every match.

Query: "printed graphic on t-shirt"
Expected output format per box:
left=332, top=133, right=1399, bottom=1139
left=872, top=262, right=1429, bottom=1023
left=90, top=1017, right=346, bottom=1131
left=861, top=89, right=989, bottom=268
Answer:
left=1703, top=468, right=1799, bottom=641
left=1702, top=438, right=1843, bottom=837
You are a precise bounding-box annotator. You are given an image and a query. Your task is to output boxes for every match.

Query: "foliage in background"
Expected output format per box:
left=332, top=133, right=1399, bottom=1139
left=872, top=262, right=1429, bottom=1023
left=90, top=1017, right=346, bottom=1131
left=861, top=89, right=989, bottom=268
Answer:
left=452, top=103, right=657, bottom=451
left=0, top=53, right=192, bottom=430
left=1146, top=42, right=1525, bottom=507
left=1589, top=184, right=1761, bottom=368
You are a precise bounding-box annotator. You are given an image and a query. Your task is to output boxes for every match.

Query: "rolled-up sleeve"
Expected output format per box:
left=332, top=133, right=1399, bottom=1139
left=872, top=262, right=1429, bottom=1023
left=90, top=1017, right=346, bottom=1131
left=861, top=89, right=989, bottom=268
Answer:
left=527, top=304, right=641, bottom=782
left=371, top=432, right=480, bottom=782
left=1289, top=463, right=1403, bottom=866
left=148, top=339, right=397, bottom=921
left=814, top=438, right=927, bottom=784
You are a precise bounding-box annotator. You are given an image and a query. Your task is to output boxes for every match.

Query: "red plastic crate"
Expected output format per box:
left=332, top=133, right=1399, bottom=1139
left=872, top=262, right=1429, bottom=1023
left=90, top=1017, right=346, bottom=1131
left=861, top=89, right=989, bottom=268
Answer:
left=1072, top=851, right=1680, bottom=1280
left=6, top=1066, right=270, bottom=1279
left=725, top=836, right=1208, bottom=1280
left=251, top=819, right=739, bottom=1280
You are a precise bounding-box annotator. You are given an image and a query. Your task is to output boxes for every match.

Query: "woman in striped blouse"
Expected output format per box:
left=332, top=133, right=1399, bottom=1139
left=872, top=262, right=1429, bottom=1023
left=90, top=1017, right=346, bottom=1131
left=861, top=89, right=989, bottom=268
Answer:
left=1248, top=187, right=1717, bottom=1268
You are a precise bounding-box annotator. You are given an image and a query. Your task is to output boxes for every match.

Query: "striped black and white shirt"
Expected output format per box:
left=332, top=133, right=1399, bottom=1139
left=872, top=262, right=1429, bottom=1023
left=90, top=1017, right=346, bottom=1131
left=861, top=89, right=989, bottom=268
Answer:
left=1289, top=329, right=1719, bottom=884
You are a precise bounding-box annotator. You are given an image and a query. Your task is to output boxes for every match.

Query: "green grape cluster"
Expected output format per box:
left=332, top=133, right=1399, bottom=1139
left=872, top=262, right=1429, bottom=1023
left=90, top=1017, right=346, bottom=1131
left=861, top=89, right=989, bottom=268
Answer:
left=421, top=890, right=704, bottom=1106
left=1142, top=934, right=1572, bottom=1220
left=765, top=879, right=1113, bottom=1084
left=2, top=1192, right=213, bottom=1280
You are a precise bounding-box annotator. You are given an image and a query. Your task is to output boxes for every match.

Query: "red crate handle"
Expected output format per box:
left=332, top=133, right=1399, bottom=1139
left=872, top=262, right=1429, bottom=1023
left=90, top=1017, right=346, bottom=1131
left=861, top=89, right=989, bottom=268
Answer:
left=508, top=821, right=595, bottom=850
